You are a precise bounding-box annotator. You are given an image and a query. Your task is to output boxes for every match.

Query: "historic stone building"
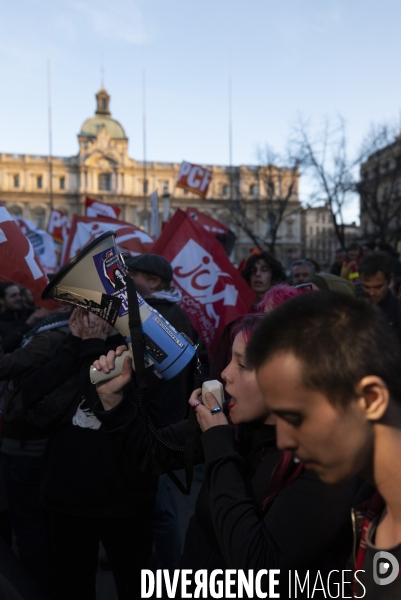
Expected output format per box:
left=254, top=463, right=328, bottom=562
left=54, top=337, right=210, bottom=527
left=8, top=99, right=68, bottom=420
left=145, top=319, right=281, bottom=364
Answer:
left=302, top=204, right=361, bottom=269
left=0, top=88, right=303, bottom=264
left=359, top=134, right=401, bottom=246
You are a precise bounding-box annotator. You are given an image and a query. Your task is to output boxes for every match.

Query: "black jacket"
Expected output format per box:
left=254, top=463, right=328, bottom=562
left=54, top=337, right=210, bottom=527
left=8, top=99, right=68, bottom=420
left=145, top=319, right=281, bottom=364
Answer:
left=378, top=289, right=401, bottom=343
left=0, top=308, right=34, bottom=353
left=144, top=296, right=198, bottom=427
left=21, top=335, right=157, bottom=517
left=87, top=388, right=356, bottom=584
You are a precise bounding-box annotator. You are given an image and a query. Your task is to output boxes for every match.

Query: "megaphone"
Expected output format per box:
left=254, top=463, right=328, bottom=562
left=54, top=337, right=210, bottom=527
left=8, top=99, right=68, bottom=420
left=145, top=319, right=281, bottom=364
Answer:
left=42, top=231, right=196, bottom=382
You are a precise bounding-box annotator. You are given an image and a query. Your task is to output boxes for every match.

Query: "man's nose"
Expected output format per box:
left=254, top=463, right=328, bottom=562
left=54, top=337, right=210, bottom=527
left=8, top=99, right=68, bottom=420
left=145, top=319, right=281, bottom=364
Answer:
left=275, top=421, right=298, bottom=451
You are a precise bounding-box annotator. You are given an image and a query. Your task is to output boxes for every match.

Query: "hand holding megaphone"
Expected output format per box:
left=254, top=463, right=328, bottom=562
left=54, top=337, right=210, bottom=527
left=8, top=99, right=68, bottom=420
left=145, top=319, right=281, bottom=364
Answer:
left=90, top=346, right=132, bottom=385
left=91, top=345, right=132, bottom=410
left=41, top=231, right=196, bottom=382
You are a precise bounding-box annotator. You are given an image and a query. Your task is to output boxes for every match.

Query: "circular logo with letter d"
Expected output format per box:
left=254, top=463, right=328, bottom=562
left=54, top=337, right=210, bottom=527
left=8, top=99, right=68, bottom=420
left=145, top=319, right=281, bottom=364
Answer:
left=373, top=551, right=400, bottom=586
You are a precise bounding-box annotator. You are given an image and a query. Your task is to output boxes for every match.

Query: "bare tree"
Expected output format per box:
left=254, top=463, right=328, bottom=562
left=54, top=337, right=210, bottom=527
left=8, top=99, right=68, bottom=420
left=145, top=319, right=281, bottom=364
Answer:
left=292, top=116, right=362, bottom=248
left=226, top=147, right=303, bottom=256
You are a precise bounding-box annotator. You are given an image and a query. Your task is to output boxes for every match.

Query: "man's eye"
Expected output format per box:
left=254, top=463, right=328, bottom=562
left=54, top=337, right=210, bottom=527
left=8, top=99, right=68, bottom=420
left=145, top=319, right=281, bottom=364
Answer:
left=283, top=415, right=303, bottom=426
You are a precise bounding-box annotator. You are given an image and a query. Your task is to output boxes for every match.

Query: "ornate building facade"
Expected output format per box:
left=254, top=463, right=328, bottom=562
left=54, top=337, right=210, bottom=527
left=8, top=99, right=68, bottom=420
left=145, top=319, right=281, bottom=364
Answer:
left=302, top=204, right=361, bottom=269
left=0, top=88, right=303, bottom=264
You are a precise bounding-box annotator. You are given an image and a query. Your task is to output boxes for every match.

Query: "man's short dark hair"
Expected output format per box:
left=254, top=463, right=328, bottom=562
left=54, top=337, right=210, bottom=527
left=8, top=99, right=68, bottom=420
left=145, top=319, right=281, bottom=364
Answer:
left=241, top=252, right=286, bottom=285
left=359, top=252, right=393, bottom=282
left=246, top=291, right=401, bottom=406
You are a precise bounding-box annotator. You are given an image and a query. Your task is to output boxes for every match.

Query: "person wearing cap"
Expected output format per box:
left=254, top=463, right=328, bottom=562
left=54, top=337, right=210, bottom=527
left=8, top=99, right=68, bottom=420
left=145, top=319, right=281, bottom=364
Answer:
left=306, top=273, right=356, bottom=296
left=124, top=253, right=197, bottom=574
left=124, top=253, right=196, bottom=362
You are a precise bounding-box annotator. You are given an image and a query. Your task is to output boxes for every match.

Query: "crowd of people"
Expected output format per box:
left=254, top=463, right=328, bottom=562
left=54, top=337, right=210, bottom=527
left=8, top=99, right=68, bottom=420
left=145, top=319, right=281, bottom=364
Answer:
left=0, top=240, right=400, bottom=599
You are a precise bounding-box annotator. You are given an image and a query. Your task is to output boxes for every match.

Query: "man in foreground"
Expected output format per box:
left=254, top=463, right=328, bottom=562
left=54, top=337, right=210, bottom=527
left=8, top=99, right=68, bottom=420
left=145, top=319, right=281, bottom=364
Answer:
left=246, top=292, right=401, bottom=599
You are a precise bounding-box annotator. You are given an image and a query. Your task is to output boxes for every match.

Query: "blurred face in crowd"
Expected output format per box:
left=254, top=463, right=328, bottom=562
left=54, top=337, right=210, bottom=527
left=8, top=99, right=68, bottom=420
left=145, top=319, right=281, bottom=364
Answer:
left=256, top=352, right=375, bottom=484
left=292, top=264, right=313, bottom=285
left=360, top=271, right=390, bottom=304
left=249, top=259, right=272, bottom=299
left=2, top=285, right=23, bottom=311
left=334, top=250, right=346, bottom=266
left=222, top=333, right=271, bottom=425
left=127, top=270, right=161, bottom=298
left=347, top=247, right=360, bottom=262
left=20, top=287, right=34, bottom=307
left=362, top=244, right=373, bottom=257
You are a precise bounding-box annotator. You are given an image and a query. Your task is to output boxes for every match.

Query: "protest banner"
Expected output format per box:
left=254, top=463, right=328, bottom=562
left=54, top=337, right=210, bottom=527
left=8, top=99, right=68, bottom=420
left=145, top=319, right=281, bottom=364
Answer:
left=47, top=209, right=71, bottom=266
left=152, top=209, right=254, bottom=353
left=85, top=196, right=121, bottom=219
left=62, top=215, right=153, bottom=264
left=14, top=217, right=58, bottom=273
left=47, top=209, right=71, bottom=245
left=0, top=207, right=58, bottom=308
left=176, top=161, right=212, bottom=198
left=186, top=208, right=236, bottom=255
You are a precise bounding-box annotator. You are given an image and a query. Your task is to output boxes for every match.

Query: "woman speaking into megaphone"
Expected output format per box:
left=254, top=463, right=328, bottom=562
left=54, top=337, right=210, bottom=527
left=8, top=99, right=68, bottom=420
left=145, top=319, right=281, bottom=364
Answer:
left=87, top=314, right=356, bottom=598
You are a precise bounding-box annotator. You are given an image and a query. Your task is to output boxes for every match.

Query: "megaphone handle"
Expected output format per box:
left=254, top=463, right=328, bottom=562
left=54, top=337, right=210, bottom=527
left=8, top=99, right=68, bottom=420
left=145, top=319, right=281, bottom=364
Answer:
left=90, top=349, right=133, bottom=385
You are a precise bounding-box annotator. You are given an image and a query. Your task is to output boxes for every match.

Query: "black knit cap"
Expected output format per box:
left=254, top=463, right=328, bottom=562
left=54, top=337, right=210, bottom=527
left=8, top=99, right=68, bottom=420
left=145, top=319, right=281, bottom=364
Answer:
left=125, top=253, right=173, bottom=283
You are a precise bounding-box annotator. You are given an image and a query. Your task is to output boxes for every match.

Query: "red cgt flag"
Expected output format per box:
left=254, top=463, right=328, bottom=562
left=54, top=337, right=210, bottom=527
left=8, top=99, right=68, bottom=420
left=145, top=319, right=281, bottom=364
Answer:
left=62, top=215, right=154, bottom=264
left=85, top=197, right=121, bottom=219
left=0, top=206, right=58, bottom=308
left=152, top=209, right=254, bottom=353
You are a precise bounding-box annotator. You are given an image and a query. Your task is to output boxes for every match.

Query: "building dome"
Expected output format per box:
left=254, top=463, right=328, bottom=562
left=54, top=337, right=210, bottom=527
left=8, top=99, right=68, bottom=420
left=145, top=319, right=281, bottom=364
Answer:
left=79, top=88, right=126, bottom=140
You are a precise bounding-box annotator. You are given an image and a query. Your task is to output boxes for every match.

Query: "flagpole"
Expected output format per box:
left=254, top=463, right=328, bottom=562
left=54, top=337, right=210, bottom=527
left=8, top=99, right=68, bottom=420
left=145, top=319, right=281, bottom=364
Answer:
left=142, top=46, right=148, bottom=230
left=228, top=46, right=233, bottom=201
left=47, top=53, right=53, bottom=211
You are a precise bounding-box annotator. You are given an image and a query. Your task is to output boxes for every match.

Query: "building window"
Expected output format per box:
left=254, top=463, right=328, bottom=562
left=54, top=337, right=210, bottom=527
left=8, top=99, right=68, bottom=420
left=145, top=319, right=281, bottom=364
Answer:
left=322, top=214, right=325, bottom=223
left=34, top=208, right=46, bottom=229
left=316, top=213, right=319, bottom=222
left=98, top=173, right=111, bottom=191
left=13, top=174, right=19, bottom=188
left=101, top=98, right=107, bottom=109
left=8, top=205, right=22, bottom=217
left=249, top=184, right=258, bottom=197
left=222, top=185, right=229, bottom=196
left=60, top=177, right=65, bottom=190
left=37, top=176, right=43, bottom=189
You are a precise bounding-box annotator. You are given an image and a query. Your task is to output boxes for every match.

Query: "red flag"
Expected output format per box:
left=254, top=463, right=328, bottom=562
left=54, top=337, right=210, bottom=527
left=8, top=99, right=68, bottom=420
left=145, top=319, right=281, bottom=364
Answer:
left=176, top=161, right=212, bottom=198
left=47, top=209, right=71, bottom=245
left=85, top=197, right=121, bottom=219
left=152, top=210, right=254, bottom=353
left=0, top=206, right=58, bottom=308
left=186, top=208, right=228, bottom=236
left=62, top=215, right=153, bottom=264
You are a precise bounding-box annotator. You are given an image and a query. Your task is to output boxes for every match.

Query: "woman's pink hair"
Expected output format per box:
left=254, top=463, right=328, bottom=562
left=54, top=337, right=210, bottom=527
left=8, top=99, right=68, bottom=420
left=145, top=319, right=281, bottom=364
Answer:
left=257, top=284, right=302, bottom=313
left=230, top=313, right=266, bottom=344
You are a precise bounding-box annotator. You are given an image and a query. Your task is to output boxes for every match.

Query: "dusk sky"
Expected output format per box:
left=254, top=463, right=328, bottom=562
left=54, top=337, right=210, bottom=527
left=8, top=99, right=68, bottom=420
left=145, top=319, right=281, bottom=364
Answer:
left=1, top=0, right=401, bottom=220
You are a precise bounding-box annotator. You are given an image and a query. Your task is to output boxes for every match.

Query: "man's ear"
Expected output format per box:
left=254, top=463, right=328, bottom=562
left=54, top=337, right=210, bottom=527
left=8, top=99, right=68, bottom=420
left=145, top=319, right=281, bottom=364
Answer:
left=148, top=276, right=162, bottom=294
left=356, top=376, right=389, bottom=421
